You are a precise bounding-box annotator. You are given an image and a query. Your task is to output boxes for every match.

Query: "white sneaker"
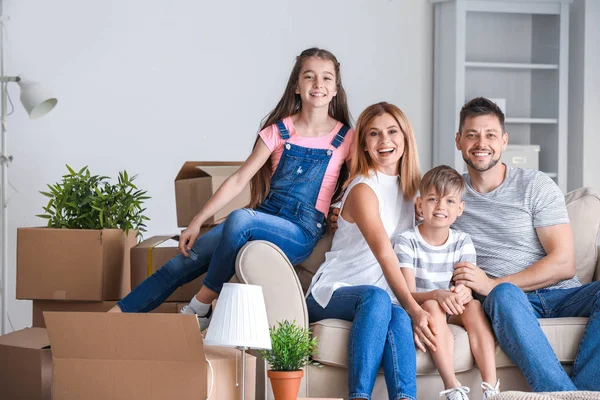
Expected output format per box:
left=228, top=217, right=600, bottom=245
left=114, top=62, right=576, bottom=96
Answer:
left=180, top=304, right=212, bottom=330
left=440, top=386, right=470, bottom=400
left=481, top=380, right=500, bottom=400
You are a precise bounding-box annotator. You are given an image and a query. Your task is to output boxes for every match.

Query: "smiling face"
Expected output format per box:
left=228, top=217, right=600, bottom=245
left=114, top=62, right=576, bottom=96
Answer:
left=456, top=114, right=508, bottom=173
left=417, top=187, right=464, bottom=229
left=363, top=112, right=405, bottom=175
left=295, top=56, right=337, bottom=110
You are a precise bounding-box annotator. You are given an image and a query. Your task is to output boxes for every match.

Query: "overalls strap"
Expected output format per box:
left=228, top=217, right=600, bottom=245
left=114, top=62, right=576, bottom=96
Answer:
left=330, top=124, right=350, bottom=148
left=276, top=120, right=291, bottom=140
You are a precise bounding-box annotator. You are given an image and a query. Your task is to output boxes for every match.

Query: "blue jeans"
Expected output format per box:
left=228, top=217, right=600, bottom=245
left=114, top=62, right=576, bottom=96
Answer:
left=307, top=286, right=416, bottom=400
left=483, top=282, right=600, bottom=391
left=118, top=208, right=319, bottom=312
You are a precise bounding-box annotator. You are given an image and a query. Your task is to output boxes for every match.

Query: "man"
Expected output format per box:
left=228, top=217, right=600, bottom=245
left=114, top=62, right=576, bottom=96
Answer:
left=451, top=97, right=600, bottom=392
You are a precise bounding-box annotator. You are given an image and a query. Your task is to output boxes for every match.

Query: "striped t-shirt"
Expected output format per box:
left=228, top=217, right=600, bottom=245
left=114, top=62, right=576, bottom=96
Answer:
left=452, top=166, right=581, bottom=290
left=395, top=227, right=477, bottom=292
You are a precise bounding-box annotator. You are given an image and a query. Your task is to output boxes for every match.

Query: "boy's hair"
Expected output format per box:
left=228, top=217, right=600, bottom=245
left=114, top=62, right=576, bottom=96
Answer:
left=419, top=165, right=466, bottom=199
left=249, top=48, right=352, bottom=209
left=458, top=97, right=505, bottom=134
left=346, top=102, right=421, bottom=200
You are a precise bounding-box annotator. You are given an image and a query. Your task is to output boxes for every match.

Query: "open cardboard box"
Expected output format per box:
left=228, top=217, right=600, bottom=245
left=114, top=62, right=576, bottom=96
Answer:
left=175, top=161, right=250, bottom=227
left=130, top=232, right=210, bottom=302
left=16, top=228, right=137, bottom=301
left=0, top=327, right=52, bottom=400
left=44, top=312, right=256, bottom=400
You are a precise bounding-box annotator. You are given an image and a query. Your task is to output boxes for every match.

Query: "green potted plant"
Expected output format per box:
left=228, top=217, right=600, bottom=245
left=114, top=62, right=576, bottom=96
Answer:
left=38, top=165, right=150, bottom=237
left=16, top=165, right=151, bottom=301
left=259, top=320, right=318, bottom=400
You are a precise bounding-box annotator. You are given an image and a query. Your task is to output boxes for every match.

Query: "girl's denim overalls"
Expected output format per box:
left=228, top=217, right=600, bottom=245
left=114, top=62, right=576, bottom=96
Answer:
left=118, top=120, right=350, bottom=312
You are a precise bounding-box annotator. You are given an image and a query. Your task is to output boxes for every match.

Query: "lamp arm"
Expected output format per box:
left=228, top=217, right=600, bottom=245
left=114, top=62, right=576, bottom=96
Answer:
left=0, top=76, right=19, bottom=83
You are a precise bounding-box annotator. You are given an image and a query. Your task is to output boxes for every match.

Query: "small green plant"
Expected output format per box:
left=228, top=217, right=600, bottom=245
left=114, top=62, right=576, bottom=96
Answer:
left=37, top=165, right=150, bottom=238
left=259, top=320, right=318, bottom=371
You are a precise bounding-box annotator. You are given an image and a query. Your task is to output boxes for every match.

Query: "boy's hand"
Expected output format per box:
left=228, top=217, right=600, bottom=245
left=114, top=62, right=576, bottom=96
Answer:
left=328, top=207, right=340, bottom=233
left=450, top=284, right=473, bottom=305
left=434, top=289, right=465, bottom=315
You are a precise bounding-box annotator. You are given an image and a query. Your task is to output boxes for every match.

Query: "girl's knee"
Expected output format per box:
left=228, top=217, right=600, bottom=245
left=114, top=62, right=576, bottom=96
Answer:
left=360, top=287, right=392, bottom=314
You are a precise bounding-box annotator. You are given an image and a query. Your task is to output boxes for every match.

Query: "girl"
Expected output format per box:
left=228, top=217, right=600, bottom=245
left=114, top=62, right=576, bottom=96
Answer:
left=307, top=102, right=437, bottom=400
left=110, top=48, right=354, bottom=329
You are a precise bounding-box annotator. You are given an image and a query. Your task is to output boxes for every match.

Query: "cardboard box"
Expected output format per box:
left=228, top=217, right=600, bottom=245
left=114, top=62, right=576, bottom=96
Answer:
left=175, top=161, right=251, bottom=227
left=32, top=300, right=180, bottom=328
left=17, top=228, right=137, bottom=301
left=130, top=232, right=210, bottom=302
left=0, top=327, right=52, bottom=400
left=44, top=312, right=256, bottom=400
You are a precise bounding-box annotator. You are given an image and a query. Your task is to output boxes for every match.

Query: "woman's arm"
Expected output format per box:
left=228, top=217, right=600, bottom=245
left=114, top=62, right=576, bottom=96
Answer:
left=343, top=184, right=437, bottom=351
left=179, top=138, right=272, bottom=255
left=400, top=268, right=465, bottom=315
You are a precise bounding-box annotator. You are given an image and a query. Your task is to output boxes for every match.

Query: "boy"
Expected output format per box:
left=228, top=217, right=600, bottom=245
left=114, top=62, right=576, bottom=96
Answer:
left=394, top=165, right=500, bottom=400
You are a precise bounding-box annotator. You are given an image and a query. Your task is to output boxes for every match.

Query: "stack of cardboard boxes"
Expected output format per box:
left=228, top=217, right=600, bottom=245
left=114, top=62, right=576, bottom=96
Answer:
left=0, top=162, right=255, bottom=400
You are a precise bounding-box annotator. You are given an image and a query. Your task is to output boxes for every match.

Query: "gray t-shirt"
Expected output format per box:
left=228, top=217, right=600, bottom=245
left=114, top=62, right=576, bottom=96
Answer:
left=453, top=166, right=580, bottom=290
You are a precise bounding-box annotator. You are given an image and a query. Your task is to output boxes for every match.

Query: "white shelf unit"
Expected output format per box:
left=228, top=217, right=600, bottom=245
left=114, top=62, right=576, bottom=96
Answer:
left=432, top=0, right=571, bottom=191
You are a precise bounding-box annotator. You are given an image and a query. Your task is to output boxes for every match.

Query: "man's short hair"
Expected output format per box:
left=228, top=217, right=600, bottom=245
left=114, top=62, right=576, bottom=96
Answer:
left=458, top=97, right=505, bottom=134
left=420, top=165, right=466, bottom=199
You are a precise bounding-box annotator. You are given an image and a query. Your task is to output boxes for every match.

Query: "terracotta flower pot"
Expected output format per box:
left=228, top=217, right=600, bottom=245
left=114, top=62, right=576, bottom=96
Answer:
left=268, top=369, right=304, bottom=400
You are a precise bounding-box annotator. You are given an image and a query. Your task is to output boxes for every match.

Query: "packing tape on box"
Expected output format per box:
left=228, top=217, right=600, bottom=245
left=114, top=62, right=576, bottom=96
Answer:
left=147, top=237, right=176, bottom=277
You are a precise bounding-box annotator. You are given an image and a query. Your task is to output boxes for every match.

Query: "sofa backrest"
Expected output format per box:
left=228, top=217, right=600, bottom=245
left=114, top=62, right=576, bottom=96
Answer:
left=296, top=187, right=600, bottom=292
left=565, top=187, right=600, bottom=284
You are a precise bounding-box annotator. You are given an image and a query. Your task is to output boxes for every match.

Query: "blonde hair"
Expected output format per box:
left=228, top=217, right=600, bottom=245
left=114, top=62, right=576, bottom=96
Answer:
left=419, top=165, right=465, bottom=199
left=346, top=102, right=420, bottom=200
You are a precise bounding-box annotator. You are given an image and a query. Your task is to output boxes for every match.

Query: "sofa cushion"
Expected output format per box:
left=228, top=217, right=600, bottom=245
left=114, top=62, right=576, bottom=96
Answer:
left=312, top=317, right=587, bottom=373
left=310, top=318, right=474, bottom=375
left=565, top=187, right=600, bottom=284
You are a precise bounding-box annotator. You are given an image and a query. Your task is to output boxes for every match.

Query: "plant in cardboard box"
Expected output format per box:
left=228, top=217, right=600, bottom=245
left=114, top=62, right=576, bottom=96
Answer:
left=259, top=320, right=318, bottom=400
left=37, top=165, right=150, bottom=238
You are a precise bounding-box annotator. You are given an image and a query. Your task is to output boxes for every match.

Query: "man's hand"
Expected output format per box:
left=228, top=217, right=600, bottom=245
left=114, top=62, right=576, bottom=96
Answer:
left=450, top=283, right=473, bottom=305
left=328, top=207, right=340, bottom=233
left=453, top=261, right=497, bottom=296
left=434, top=290, right=465, bottom=315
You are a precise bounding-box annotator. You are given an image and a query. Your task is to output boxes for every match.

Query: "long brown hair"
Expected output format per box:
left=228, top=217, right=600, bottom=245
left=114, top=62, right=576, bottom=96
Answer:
left=346, top=102, right=420, bottom=200
left=248, top=48, right=352, bottom=208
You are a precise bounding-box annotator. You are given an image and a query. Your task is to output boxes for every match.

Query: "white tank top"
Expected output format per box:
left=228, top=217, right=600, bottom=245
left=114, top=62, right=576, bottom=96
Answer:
left=308, top=170, right=415, bottom=307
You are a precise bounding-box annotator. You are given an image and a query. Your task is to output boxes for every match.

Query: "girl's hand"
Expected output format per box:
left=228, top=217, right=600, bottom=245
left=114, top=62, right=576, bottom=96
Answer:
left=450, top=283, right=473, bottom=305
left=178, top=222, right=202, bottom=257
left=410, top=308, right=437, bottom=353
left=434, top=289, right=465, bottom=315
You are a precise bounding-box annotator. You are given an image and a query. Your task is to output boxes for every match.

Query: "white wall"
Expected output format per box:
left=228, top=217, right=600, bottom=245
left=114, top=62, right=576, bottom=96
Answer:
left=568, top=0, right=600, bottom=192
left=2, top=0, right=434, bottom=332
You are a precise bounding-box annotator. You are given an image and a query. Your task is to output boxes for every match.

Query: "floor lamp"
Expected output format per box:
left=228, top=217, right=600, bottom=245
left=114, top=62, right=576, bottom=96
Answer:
left=0, top=1, right=57, bottom=334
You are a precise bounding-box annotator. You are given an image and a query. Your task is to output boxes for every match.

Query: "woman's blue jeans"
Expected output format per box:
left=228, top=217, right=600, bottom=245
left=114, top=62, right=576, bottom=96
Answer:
left=307, top=286, right=416, bottom=400
left=118, top=208, right=319, bottom=312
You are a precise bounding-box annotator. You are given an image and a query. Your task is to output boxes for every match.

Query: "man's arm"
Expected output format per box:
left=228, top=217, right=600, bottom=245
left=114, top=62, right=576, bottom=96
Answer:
left=454, top=223, right=576, bottom=295
left=496, top=223, right=575, bottom=291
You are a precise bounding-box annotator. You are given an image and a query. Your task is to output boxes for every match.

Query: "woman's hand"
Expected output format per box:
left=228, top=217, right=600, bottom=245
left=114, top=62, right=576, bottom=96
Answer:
left=328, top=207, right=340, bottom=233
left=409, top=307, right=437, bottom=353
left=178, top=221, right=202, bottom=257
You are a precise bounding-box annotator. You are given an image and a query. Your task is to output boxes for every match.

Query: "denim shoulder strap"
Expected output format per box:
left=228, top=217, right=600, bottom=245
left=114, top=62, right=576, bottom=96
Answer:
left=276, top=120, right=290, bottom=140
left=330, top=124, right=350, bottom=148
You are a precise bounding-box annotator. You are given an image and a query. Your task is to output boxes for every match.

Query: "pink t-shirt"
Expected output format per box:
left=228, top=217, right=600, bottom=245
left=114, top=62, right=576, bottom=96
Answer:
left=259, top=116, right=355, bottom=216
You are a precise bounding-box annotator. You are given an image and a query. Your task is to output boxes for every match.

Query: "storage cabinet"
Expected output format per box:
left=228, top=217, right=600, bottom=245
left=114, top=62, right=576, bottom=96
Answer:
left=432, top=0, right=571, bottom=191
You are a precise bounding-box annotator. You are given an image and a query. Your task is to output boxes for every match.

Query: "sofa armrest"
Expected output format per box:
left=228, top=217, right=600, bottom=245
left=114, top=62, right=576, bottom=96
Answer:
left=235, top=240, right=309, bottom=329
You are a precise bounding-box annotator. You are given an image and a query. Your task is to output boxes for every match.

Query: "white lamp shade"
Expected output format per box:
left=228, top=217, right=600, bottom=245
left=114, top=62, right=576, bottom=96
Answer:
left=204, top=283, right=271, bottom=350
left=18, top=80, right=57, bottom=119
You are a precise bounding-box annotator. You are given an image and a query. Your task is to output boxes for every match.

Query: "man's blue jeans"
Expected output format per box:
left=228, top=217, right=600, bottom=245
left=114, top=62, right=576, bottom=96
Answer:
left=118, top=208, right=319, bottom=312
left=483, top=282, right=600, bottom=391
left=307, top=286, right=416, bottom=400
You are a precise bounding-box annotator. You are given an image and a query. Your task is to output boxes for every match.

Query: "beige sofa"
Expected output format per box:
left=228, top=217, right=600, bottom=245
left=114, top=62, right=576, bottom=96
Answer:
left=235, top=187, right=600, bottom=400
